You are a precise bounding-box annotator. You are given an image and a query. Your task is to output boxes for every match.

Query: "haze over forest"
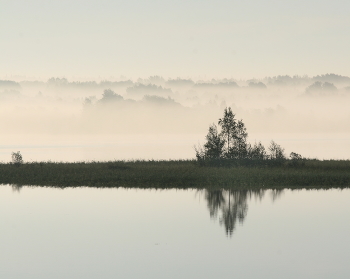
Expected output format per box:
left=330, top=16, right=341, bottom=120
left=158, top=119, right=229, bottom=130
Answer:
left=1, top=0, right=349, bottom=161
left=1, top=73, right=349, bottom=161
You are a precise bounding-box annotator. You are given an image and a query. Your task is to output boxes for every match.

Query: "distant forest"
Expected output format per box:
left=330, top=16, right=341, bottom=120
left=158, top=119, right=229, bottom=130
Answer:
left=2, top=73, right=350, bottom=92
left=1, top=73, right=349, bottom=137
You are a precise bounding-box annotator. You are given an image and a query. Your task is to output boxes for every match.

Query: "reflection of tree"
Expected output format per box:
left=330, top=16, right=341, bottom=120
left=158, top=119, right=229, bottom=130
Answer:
left=12, top=184, right=23, bottom=192
left=221, top=191, right=251, bottom=235
left=202, top=189, right=283, bottom=236
left=204, top=190, right=225, bottom=218
left=270, top=189, right=284, bottom=202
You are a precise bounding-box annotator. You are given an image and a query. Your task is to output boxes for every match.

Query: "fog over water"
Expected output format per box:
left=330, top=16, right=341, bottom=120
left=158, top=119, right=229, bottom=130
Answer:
left=1, top=74, right=350, bottom=162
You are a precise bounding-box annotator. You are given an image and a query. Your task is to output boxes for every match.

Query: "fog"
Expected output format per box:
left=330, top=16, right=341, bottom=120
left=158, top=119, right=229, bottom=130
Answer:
left=1, top=74, right=350, bottom=162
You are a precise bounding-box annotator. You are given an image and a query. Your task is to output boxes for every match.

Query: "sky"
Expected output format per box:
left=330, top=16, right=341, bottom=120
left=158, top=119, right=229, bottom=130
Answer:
left=1, top=0, right=350, bottom=81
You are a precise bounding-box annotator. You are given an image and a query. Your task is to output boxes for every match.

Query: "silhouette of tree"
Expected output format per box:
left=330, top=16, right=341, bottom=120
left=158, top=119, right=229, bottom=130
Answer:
left=268, top=141, right=286, bottom=165
left=203, top=124, right=225, bottom=159
left=196, top=107, right=291, bottom=165
left=11, top=151, right=23, bottom=167
left=217, top=107, right=248, bottom=159
left=227, top=119, right=248, bottom=159
left=218, top=107, right=236, bottom=152
left=247, top=142, right=267, bottom=160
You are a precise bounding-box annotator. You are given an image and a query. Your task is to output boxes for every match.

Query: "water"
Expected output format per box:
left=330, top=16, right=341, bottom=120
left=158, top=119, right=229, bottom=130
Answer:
left=1, top=185, right=349, bottom=278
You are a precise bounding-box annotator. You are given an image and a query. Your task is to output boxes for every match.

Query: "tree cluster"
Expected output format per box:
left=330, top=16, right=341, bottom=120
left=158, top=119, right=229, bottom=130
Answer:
left=195, top=107, right=301, bottom=166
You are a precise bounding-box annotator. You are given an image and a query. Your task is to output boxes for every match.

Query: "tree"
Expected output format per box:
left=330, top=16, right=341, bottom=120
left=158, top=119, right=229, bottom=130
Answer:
left=218, top=108, right=248, bottom=159
left=203, top=124, right=225, bottom=159
left=268, top=141, right=286, bottom=165
left=194, top=124, right=225, bottom=164
left=227, top=119, right=248, bottom=159
left=248, top=142, right=267, bottom=160
left=196, top=107, right=250, bottom=162
left=218, top=107, right=236, bottom=152
left=11, top=151, right=23, bottom=167
left=289, top=152, right=305, bottom=167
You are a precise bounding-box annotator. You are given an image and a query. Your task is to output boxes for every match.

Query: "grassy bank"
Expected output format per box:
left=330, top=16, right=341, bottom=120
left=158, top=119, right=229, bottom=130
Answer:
left=1, top=159, right=350, bottom=189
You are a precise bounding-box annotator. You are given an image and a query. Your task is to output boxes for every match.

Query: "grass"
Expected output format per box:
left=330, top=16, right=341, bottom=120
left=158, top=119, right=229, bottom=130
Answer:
left=0, top=159, right=349, bottom=190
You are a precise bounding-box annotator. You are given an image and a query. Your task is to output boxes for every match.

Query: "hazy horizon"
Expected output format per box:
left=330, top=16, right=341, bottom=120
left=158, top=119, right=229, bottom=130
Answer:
left=1, top=0, right=349, bottom=161
left=1, top=73, right=349, bottom=161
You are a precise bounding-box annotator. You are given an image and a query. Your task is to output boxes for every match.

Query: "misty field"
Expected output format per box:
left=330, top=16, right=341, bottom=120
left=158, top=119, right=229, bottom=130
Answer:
left=1, top=159, right=349, bottom=189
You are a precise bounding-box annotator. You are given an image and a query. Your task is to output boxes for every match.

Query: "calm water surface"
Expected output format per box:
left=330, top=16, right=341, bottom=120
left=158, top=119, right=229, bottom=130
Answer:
left=1, top=185, right=349, bottom=279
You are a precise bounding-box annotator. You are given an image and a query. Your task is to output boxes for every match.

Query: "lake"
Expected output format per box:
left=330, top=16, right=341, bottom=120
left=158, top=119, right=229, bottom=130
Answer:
left=1, top=184, right=349, bottom=278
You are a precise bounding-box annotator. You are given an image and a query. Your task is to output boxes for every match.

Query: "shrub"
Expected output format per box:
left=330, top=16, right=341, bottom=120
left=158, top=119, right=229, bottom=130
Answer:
left=267, top=141, right=286, bottom=166
left=289, top=152, right=305, bottom=167
left=11, top=151, right=23, bottom=167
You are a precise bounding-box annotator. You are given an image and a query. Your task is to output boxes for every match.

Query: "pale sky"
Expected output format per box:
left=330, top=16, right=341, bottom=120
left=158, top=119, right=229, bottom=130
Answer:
left=1, top=0, right=349, bottom=81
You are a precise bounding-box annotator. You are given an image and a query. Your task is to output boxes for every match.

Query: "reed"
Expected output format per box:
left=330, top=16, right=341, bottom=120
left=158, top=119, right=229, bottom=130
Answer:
left=1, top=159, right=349, bottom=189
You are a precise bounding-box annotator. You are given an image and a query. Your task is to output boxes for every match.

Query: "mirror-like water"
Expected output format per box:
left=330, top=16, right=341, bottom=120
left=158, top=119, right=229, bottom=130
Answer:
left=1, top=185, right=349, bottom=279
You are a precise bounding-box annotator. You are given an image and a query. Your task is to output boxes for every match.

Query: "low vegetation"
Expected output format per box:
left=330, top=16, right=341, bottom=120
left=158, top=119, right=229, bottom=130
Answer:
left=1, top=108, right=348, bottom=189
left=0, top=159, right=349, bottom=189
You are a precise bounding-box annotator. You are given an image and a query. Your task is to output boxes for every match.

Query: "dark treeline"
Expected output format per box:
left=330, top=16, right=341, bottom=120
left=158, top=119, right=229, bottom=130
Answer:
left=2, top=73, right=350, bottom=94
left=1, top=159, right=350, bottom=189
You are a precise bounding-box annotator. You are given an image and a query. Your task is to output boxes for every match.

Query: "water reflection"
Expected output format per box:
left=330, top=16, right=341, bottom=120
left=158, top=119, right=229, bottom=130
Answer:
left=2, top=184, right=349, bottom=278
left=201, top=189, right=283, bottom=236
left=11, top=184, right=23, bottom=192
left=8, top=184, right=283, bottom=237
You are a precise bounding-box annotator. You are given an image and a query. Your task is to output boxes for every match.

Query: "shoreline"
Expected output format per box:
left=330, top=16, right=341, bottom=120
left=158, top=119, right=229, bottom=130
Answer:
left=1, top=159, right=350, bottom=189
